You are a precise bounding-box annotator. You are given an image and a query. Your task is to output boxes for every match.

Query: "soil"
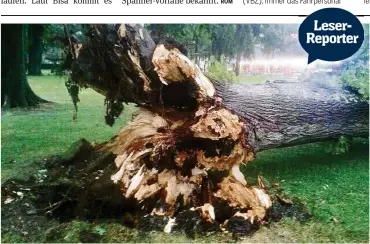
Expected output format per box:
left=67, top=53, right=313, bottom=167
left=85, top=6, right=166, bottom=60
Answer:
left=1, top=139, right=311, bottom=242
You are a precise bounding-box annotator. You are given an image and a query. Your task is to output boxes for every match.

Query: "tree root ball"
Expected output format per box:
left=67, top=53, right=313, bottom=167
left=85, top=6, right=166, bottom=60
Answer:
left=2, top=137, right=310, bottom=237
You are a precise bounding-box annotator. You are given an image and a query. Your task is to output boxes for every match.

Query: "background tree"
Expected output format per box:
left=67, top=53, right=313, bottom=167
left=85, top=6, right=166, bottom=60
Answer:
left=147, top=24, right=263, bottom=75
left=27, top=24, right=45, bottom=76
left=278, top=24, right=306, bottom=57
left=179, top=24, right=211, bottom=65
left=146, top=24, right=310, bottom=76
left=40, top=24, right=86, bottom=74
left=259, top=24, right=285, bottom=58
left=1, top=24, right=46, bottom=108
left=210, top=24, right=236, bottom=61
left=234, top=24, right=256, bottom=75
left=146, top=24, right=211, bottom=64
left=340, top=24, right=369, bottom=98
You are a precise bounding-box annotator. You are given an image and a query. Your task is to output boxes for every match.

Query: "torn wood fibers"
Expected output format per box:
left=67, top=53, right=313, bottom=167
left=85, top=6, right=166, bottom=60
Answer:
left=68, top=24, right=275, bottom=231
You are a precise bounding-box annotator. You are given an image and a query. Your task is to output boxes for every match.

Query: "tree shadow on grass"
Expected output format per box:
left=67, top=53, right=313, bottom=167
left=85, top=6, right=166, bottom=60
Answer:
left=242, top=138, right=369, bottom=183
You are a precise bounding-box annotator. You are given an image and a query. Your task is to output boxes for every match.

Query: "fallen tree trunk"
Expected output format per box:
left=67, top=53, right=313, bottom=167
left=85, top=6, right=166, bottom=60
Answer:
left=215, top=80, right=369, bottom=151
left=69, top=24, right=368, bottom=151
left=3, top=24, right=364, bottom=235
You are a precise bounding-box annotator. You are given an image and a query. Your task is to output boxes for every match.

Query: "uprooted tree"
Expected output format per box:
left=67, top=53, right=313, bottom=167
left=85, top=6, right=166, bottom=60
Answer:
left=3, top=24, right=368, bottom=234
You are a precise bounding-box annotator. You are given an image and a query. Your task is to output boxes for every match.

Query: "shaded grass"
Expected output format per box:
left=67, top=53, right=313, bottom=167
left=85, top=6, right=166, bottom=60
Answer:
left=242, top=140, right=369, bottom=242
left=1, top=74, right=369, bottom=242
left=1, top=74, right=136, bottom=181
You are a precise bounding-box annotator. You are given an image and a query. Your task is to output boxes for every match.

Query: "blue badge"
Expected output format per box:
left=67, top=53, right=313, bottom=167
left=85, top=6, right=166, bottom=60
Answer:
left=299, top=8, right=364, bottom=64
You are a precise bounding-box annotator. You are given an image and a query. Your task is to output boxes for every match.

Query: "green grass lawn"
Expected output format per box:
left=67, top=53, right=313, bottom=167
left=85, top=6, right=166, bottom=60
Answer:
left=242, top=141, right=369, bottom=242
left=1, top=74, right=136, bottom=180
left=1, top=74, right=369, bottom=242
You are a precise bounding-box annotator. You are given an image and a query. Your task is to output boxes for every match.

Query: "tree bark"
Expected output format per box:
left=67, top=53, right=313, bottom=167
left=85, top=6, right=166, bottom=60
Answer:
left=234, top=52, right=242, bottom=76
left=28, top=24, right=44, bottom=76
left=68, top=24, right=368, bottom=150
left=214, top=80, right=369, bottom=151
left=1, top=24, right=47, bottom=108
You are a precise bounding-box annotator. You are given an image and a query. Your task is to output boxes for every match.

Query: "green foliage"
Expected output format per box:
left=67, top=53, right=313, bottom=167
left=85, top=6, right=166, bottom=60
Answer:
left=1, top=232, right=24, bottom=243
left=146, top=24, right=212, bottom=60
left=104, top=98, right=124, bottom=127
left=206, top=60, right=237, bottom=82
left=235, top=24, right=256, bottom=59
left=210, top=24, right=236, bottom=59
left=341, top=67, right=369, bottom=98
left=145, top=24, right=305, bottom=77
left=325, top=136, right=352, bottom=155
left=42, top=24, right=87, bottom=75
left=65, top=76, right=80, bottom=120
left=42, top=220, right=91, bottom=242
left=43, top=24, right=86, bottom=44
left=93, top=226, right=107, bottom=236
left=146, top=24, right=260, bottom=62
left=260, top=24, right=284, bottom=57
left=62, top=221, right=91, bottom=242
left=340, top=24, right=369, bottom=99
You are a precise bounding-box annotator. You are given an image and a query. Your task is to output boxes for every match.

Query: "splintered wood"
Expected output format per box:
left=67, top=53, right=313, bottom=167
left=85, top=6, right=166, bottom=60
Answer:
left=152, top=44, right=215, bottom=102
left=106, top=106, right=271, bottom=231
left=69, top=24, right=272, bottom=232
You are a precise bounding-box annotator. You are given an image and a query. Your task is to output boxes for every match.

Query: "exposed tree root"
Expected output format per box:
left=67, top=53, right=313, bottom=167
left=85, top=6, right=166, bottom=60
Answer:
left=1, top=138, right=310, bottom=236
left=65, top=23, right=274, bottom=228
left=96, top=104, right=270, bottom=227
